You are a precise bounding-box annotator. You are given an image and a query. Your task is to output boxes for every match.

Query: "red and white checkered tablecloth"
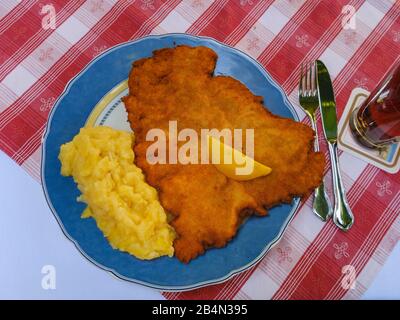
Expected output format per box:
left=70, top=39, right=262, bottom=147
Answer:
left=1, top=0, right=399, bottom=300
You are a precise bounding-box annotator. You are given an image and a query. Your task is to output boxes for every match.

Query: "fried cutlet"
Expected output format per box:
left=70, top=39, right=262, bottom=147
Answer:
left=123, top=46, right=325, bottom=263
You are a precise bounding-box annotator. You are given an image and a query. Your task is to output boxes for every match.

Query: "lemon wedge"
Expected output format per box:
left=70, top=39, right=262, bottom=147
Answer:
left=208, top=135, right=272, bottom=181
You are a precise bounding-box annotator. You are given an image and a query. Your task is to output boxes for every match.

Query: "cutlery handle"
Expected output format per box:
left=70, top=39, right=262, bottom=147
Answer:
left=310, top=116, right=332, bottom=221
left=313, top=182, right=332, bottom=221
left=310, top=115, right=321, bottom=152
left=328, top=142, right=354, bottom=230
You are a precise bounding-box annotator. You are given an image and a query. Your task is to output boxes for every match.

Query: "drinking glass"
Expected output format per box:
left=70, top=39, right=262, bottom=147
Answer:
left=350, top=62, right=400, bottom=148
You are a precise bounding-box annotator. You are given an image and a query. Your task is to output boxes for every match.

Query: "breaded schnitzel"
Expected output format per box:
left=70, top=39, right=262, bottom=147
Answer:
left=123, top=46, right=325, bottom=263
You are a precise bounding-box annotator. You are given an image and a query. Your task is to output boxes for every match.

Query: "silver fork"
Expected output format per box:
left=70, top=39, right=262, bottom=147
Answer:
left=298, top=61, right=333, bottom=221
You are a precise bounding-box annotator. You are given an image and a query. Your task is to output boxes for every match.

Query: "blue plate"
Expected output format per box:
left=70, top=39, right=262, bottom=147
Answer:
left=41, top=34, right=300, bottom=291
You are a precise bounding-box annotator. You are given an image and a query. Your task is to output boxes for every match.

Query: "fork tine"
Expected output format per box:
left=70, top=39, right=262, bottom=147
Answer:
left=306, top=61, right=312, bottom=95
left=304, top=62, right=308, bottom=93
left=299, top=62, right=304, bottom=96
left=309, top=61, right=313, bottom=94
left=312, top=60, right=317, bottom=95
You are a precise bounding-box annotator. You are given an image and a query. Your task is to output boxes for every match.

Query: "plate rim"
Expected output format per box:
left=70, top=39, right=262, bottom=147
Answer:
left=41, top=33, right=300, bottom=291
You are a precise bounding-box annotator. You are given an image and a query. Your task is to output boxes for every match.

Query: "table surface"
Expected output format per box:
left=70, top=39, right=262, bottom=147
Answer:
left=0, top=150, right=398, bottom=299
left=1, top=0, right=400, bottom=299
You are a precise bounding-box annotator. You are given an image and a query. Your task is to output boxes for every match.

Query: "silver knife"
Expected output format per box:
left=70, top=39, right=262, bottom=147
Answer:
left=316, top=60, right=354, bottom=231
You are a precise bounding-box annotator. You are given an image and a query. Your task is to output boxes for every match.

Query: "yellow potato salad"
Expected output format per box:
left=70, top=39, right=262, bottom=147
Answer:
left=59, top=126, right=175, bottom=260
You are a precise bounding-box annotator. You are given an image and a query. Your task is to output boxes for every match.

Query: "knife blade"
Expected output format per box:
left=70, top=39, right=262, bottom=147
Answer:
left=316, top=60, right=338, bottom=143
left=315, top=59, right=354, bottom=231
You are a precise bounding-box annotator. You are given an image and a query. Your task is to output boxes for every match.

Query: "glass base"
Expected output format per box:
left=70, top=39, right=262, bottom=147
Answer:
left=349, top=106, right=388, bottom=149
